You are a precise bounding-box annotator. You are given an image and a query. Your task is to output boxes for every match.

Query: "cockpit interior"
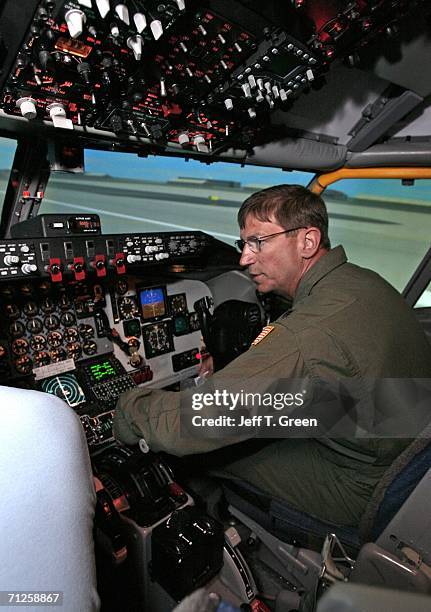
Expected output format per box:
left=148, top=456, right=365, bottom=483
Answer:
left=1, top=1, right=431, bottom=611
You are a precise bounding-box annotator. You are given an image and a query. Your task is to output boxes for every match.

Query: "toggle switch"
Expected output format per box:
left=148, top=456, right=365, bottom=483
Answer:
left=224, top=98, right=233, bottom=110
left=16, top=97, right=37, bottom=120
left=48, top=258, right=62, bottom=283
left=160, top=77, right=167, bottom=97
left=133, top=12, right=147, bottom=33
left=150, top=19, right=163, bottom=40
left=127, top=35, right=143, bottom=60
left=115, top=3, right=130, bottom=25
left=248, top=75, right=256, bottom=89
left=178, top=132, right=190, bottom=146
left=110, top=23, right=120, bottom=37
left=241, top=83, right=252, bottom=98
left=95, top=0, right=110, bottom=19
left=112, top=253, right=126, bottom=275
left=70, top=257, right=86, bottom=281
left=46, top=102, right=73, bottom=129
left=65, top=9, right=86, bottom=38
left=193, top=134, right=208, bottom=153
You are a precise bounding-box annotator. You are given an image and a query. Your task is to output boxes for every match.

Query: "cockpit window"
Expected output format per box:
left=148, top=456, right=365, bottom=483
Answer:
left=324, top=179, right=431, bottom=297
left=40, top=149, right=311, bottom=248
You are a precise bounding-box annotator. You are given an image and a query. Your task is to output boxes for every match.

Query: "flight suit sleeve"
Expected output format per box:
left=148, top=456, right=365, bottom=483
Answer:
left=113, top=322, right=306, bottom=455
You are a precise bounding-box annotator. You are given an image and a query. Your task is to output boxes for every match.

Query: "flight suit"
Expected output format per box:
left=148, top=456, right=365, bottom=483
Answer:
left=114, top=246, right=431, bottom=525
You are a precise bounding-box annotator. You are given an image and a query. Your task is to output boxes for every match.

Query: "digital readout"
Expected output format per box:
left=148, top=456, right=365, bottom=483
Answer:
left=139, top=287, right=166, bottom=320
left=88, top=360, right=117, bottom=383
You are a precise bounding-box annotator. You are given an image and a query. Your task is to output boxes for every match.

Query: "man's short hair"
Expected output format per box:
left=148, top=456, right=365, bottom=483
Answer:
left=238, top=184, right=331, bottom=250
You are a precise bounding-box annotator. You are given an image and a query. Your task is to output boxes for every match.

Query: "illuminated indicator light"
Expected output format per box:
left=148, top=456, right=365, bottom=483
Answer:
left=195, top=352, right=201, bottom=360
left=22, top=191, right=31, bottom=198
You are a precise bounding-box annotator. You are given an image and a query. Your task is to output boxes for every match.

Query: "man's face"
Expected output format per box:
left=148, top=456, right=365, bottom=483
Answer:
left=239, top=214, right=304, bottom=298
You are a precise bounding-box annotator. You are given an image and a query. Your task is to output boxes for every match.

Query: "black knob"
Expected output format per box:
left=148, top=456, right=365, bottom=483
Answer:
left=95, top=260, right=105, bottom=270
left=77, top=62, right=92, bottom=84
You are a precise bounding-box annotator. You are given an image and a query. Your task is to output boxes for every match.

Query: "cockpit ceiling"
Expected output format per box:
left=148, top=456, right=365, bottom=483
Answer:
left=0, top=0, right=431, bottom=172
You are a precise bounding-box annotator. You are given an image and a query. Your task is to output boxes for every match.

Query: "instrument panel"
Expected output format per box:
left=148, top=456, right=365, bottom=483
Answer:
left=0, top=228, right=219, bottom=450
left=0, top=0, right=422, bottom=156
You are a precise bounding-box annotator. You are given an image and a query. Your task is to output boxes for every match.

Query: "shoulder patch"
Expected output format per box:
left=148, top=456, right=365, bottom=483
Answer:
left=251, top=325, right=275, bottom=346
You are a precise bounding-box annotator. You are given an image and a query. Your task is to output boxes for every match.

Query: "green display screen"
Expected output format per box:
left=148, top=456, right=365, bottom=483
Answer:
left=88, top=360, right=116, bottom=382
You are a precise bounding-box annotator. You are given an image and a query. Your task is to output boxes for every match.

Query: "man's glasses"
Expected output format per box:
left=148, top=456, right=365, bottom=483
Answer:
left=235, top=227, right=306, bottom=253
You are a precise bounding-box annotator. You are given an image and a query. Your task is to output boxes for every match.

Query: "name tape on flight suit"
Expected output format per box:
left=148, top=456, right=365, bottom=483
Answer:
left=251, top=325, right=275, bottom=346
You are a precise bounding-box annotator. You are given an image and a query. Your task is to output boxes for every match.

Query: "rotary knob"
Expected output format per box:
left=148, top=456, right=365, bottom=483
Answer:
left=4, top=255, right=20, bottom=266
left=21, top=263, right=38, bottom=275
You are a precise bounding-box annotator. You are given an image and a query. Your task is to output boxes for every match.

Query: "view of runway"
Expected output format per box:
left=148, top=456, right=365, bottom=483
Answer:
left=1, top=172, right=431, bottom=302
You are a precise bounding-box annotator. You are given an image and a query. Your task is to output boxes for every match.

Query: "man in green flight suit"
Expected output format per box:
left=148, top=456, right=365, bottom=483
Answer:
left=114, top=184, right=431, bottom=526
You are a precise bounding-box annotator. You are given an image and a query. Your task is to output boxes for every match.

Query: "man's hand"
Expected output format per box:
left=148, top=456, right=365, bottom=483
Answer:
left=198, top=354, right=214, bottom=377
left=113, top=387, right=152, bottom=446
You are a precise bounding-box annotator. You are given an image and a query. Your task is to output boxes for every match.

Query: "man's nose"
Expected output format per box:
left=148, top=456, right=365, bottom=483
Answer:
left=239, top=244, right=255, bottom=266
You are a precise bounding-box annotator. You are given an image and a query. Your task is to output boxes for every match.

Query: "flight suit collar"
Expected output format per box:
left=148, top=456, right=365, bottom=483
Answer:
left=293, top=245, right=347, bottom=305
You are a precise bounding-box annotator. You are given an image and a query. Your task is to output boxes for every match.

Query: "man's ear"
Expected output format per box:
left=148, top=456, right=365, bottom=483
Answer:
left=301, top=227, right=322, bottom=259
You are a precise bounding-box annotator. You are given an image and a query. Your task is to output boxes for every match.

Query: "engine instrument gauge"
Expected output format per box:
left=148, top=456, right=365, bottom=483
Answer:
left=33, top=351, right=50, bottom=367
left=47, top=331, right=63, bottom=347
left=142, top=321, right=174, bottom=358
left=15, top=355, right=33, bottom=375
left=26, top=318, right=43, bottom=334
left=168, top=293, right=188, bottom=315
left=118, top=296, right=139, bottom=320
left=65, top=327, right=79, bottom=342
left=30, top=335, right=47, bottom=351
left=79, top=323, right=94, bottom=339
left=59, top=293, right=71, bottom=311
left=38, top=282, right=52, bottom=295
left=189, top=312, right=201, bottom=331
left=23, top=301, right=39, bottom=318
left=12, top=338, right=29, bottom=355
left=5, top=303, right=20, bottom=319
left=44, top=314, right=60, bottom=330
left=49, top=348, right=67, bottom=363
left=20, top=284, right=33, bottom=297
left=9, top=321, right=25, bottom=338
left=83, top=340, right=98, bottom=355
left=66, top=342, right=82, bottom=360
left=41, top=297, right=55, bottom=313
left=61, top=312, right=76, bottom=327
left=116, top=278, right=129, bottom=295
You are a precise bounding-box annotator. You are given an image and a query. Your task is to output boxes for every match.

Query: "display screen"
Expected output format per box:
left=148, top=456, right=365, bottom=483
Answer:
left=41, top=373, right=86, bottom=408
left=87, top=359, right=118, bottom=383
left=142, top=321, right=174, bottom=358
left=67, top=215, right=100, bottom=234
left=173, top=315, right=190, bottom=336
left=139, top=286, right=167, bottom=320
